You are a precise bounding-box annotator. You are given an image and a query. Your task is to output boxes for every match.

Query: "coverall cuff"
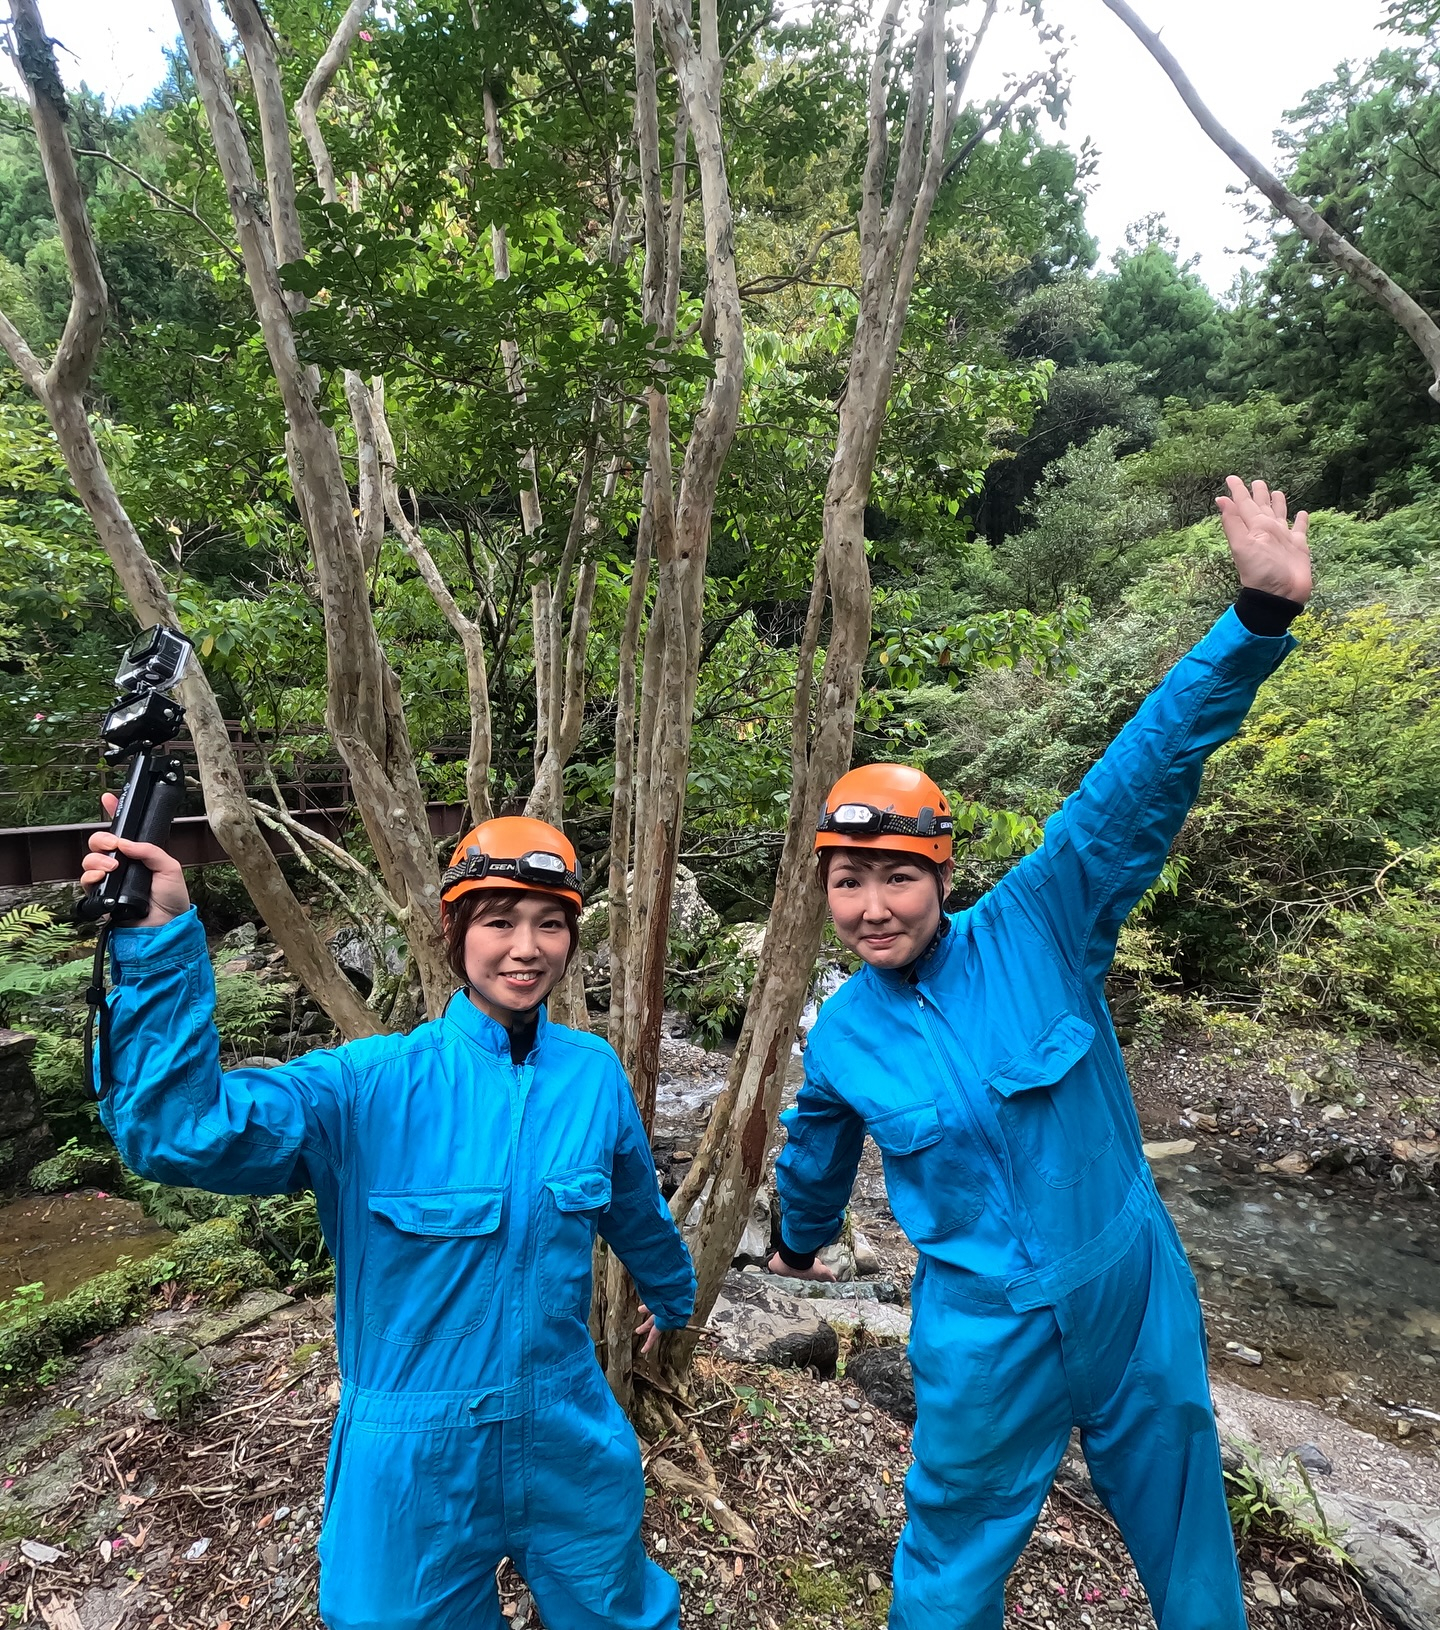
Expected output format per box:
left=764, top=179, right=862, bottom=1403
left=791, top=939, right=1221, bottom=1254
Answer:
left=651, top=1306, right=694, bottom=1332
left=109, top=907, right=207, bottom=972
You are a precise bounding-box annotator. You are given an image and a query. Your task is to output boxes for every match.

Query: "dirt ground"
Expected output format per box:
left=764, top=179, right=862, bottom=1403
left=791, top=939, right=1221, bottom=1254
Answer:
left=0, top=1292, right=1389, bottom=1630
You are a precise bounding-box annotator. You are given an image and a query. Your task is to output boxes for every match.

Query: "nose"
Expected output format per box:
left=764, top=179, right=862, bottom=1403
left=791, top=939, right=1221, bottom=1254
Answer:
left=509, top=923, right=541, bottom=960
left=858, top=884, right=891, bottom=922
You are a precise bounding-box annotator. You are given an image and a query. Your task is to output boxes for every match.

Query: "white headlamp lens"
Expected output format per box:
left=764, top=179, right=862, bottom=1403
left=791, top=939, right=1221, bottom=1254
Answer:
left=832, top=803, right=880, bottom=829
left=522, top=850, right=566, bottom=875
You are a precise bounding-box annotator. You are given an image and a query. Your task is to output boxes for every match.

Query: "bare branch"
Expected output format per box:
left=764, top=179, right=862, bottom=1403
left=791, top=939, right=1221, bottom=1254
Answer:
left=0, top=304, right=46, bottom=395
left=222, top=0, right=306, bottom=270
left=1103, top=0, right=1440, bottom=402
left=76, top=147, right=244, bottom=265
left=295, top=0, right=369, bottom=204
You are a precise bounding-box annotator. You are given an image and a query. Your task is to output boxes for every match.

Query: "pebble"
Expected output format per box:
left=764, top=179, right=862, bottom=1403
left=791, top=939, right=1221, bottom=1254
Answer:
left=1250, top=1578, right=1282, bottom=1608
left=1289, top=1442, right=1333, bottom=1475
left=1225, top=1341, right=1263, bottom=1366
left=866, top=1572, right=885, bottom=1596
left=858, top=1410, right=873, bottom=1424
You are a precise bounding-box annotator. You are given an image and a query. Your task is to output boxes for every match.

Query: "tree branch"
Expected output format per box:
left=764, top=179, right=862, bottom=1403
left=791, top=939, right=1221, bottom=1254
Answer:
left=295, top=0, right=368, bottom=205
left=75, top=147, right=244, bottom=265
left=1102, top=0, right=1440, bottom=403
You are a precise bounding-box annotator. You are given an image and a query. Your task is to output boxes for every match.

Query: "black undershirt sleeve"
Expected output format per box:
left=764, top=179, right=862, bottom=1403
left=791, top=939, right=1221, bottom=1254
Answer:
left=1234, top=587, right=1305, bottom=638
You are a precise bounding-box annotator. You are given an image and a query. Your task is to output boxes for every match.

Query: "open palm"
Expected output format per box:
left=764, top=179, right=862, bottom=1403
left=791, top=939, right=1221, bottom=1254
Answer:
left=1215, top=477, right=1312, bottom=604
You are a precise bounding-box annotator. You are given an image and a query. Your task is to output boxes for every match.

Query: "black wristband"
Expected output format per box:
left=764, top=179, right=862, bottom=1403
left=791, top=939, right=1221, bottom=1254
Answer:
left=776, top=1240, right=816, bottom=1271
left=1235, top=587, right=1305, bottom=638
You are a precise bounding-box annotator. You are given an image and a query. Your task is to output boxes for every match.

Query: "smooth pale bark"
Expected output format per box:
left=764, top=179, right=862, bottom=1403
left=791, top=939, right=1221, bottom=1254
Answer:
left=1103, top=0, right=1440, bottom=403
left=670, top=0, right=1001, bottom=1361
left=0, top=0, right=380, bottom=1038
left=172, top=0, right=454, bottom=1012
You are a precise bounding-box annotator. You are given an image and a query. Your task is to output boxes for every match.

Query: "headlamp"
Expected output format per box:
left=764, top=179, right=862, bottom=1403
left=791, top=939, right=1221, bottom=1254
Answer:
left=830, top=802, right=885, bottom=834
left=817, top=801, right=953, bottom=840
left=440, top=847, right=584, bottom=897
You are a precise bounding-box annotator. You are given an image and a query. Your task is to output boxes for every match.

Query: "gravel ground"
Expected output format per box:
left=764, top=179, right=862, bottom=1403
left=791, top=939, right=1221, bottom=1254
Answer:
left=0, top=1300, right=1393, bottom=1629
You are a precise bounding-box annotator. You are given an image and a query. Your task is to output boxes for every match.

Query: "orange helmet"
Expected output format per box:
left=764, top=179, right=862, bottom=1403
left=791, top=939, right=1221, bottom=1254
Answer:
left=815, top=764, right=954, bottom=864
left=440, top=816, right=583, bottom=914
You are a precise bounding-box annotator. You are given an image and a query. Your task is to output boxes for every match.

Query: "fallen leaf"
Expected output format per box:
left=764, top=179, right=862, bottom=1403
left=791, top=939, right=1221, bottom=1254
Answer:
left=38, top=1598, right=83, bottom=1630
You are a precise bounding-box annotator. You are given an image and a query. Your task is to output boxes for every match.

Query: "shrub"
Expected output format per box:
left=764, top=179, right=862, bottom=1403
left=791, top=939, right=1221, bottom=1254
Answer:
left=28, top=1138, right=121, bottom=1194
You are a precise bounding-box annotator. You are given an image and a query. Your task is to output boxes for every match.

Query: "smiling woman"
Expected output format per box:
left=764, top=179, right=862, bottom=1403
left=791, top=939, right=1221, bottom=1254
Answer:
left=80, top=807, right=695, bottom=1630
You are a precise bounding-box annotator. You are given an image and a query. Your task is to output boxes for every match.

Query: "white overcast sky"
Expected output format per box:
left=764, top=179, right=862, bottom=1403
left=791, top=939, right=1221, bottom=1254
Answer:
left=1, top=0, right=1403, bottom=292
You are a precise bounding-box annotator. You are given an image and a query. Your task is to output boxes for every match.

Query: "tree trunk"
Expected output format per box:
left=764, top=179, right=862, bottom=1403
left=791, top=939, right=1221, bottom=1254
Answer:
left=1102, top=0, right=1440, bottom=403
left=669, top=0, right=1007, bottom=1365
left=0, top=0, right=381, bottom=1039
left=172, top=0, right=454, bottom=1014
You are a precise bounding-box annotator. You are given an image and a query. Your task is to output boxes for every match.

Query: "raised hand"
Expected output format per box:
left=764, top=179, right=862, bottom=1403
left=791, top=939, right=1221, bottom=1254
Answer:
left=1215, top=477, right=1312, bottom=605
left=81, top=792, right=191, bottom=927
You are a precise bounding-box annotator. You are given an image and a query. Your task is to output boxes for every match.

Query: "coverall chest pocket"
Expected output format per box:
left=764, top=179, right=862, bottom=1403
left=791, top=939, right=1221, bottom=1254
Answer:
left=868, top=1099, right=983, bottom=1244
left=363, top=1187, right=503, bottom=1345
left=538, top=1168, right=611, bottom=1319
left=988, top=1012, right=1112, bottom=1188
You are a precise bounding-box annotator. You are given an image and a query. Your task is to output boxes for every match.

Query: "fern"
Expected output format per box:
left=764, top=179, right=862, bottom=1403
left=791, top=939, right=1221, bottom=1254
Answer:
left=0, top=903, right=78, bottom=962
left=213, top=973, right=286, bottom=1056
left=0, top=905, right=90, bottom=1027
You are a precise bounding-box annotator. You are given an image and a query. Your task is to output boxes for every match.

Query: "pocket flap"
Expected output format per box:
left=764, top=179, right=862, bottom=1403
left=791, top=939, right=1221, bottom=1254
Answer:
left=869, top=1099, right=945, bottom=1157
left=989, top=1012, right=1095, bottom=1098
left=544, top=1168, right=613, bottom=1213
left=368, top=1186, right=504, bottom=1238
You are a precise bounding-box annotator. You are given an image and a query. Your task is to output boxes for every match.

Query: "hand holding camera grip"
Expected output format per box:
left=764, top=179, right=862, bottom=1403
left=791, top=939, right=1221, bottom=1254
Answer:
left=81, top=753, right=185, bottom=923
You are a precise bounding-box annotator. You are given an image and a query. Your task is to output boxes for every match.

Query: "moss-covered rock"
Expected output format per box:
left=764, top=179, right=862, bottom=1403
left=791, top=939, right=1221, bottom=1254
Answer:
left=27, top=1141, right=122, bottom=1194
left=0, top=1218, right=275, bottom=1396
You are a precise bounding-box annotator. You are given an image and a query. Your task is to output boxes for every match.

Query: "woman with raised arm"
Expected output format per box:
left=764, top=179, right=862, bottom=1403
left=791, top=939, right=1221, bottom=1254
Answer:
left=80, top=814, right=693, bottom=1630
left=770, top=478, right=1311, bottom=1630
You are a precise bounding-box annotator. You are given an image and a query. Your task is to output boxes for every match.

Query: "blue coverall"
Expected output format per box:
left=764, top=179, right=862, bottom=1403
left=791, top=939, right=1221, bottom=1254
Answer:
left=98, top=912, right=696, bottom=1630
left=777, top=607, right=1296, bottom=1629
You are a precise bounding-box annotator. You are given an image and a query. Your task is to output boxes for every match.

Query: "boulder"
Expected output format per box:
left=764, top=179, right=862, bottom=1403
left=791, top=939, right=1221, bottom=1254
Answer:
left=818, top=1240, right=856, bottom=1282
left=848, top=1346, right=916, bottom=1426
left=707, top=1270, right=840, bottom=1375
left=329, top=927, right=374, bottom=996
left=735, top=1185, right=772, bottom=1264
left=670, top=865, right=720, bottom=943
left=852, top=1229, right=881, bottom=1277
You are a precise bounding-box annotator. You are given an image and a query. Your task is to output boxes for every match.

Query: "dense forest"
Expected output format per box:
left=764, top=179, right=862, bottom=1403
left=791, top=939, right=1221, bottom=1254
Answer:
left=1, top=0, right=1438, bottom=1334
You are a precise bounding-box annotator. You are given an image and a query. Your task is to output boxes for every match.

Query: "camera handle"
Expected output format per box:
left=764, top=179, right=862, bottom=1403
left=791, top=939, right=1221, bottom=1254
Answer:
left=79, top=749, right=185, bottom=1099
left=75, top=750, right=186, bottom=925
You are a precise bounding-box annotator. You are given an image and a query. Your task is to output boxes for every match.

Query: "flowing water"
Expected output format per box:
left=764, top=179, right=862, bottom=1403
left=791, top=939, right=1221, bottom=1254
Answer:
left=1152, top=1154, right=1440, bottom=1427
left=0, top=1190, right=173, bottom=1303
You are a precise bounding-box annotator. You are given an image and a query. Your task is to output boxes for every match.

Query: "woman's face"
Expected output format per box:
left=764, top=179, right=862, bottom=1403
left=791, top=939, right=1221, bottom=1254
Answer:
left=462, top=891, right=572, bottom=1025
left=825, top=850, right=950, bottom=970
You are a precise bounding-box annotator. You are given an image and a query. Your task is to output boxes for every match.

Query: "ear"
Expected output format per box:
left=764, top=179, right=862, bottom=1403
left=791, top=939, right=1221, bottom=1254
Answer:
left=938, top=858, right=955, bottom=899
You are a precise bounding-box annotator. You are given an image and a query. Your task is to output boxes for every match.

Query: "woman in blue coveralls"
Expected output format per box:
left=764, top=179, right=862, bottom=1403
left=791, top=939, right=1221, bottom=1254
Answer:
left=768, top=478, right=1312, bottom=1630
left=79, top=812, right=694, bottom=1630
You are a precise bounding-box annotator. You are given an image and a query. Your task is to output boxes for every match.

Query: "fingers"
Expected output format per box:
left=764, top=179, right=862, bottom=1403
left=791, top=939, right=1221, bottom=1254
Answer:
left=101, top=792, right=119, bottom=818
left=640, top=1326, right=659, bottom=1355
left=1250, top=478, right=1271, bottom=514
left=1270, top=488, right=1287, bottom=520
left=1294, top=510, right=1310, bottom=544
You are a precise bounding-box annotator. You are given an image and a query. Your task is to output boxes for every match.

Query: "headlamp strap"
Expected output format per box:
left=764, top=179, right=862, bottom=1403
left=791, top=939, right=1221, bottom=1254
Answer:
left=817, top=804, right=954, bottom=839
left=440, top=852, right=583, bottom=895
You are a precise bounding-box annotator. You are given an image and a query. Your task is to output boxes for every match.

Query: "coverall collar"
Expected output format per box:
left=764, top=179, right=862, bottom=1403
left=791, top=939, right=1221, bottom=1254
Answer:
left=443, top=988, right=548, bottom=1062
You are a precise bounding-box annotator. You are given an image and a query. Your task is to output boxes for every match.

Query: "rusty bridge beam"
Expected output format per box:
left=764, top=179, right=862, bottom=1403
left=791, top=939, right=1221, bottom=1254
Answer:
left=0, top=805, right=467, bottom=888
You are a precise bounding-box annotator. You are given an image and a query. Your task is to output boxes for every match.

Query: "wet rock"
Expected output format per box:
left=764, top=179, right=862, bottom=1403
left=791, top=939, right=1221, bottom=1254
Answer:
left=1297, top=1577, right=1344, bottom=1609
left=1189, top=1187, right=1236, bottom=1209
left=848, top=1346, right=916, bottom=1426
left=1291, top=1283, right=1339, bottom=1310
left=1288, top=1442, right=1334, bottom=1476
left=1275, top=1152, right=1311, bottom=1175
left=749, top=1274, right=893, bottom=1303
left=329, top=927, right=373, bottom=996
left=817, top=1240, right=856, bottom=1282
left=1320, top=1103, right=1347, bottom=1122
left=853, top=1229, right=880, bottom=1276
left=735, top=1186, right=772, bottom=1264
left=707, top=1270, right=839, bottom=1375
left=217, top=922, right=258, bottom=953
left=1142, top=1139, right=1197, bottom=1160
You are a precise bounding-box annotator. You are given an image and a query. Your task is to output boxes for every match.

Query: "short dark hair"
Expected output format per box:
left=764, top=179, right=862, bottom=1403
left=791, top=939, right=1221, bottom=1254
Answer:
left=442, top=887, right=581, bottom=985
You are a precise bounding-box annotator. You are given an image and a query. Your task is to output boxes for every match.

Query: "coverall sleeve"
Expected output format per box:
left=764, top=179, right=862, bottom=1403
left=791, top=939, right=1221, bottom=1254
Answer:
left=999, top=606, right=1295, bottom=979
left=98, top=907, right=350, bottom=1195
left=774, top=1038, right=866, bottom=1255
left=600, top=1072, right=696, bottom=1331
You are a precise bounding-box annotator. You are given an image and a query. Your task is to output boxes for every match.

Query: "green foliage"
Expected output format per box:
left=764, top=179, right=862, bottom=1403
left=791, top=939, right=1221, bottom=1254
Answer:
left=28, top=1138, right=121, bottom=1195
left=139, top=1337, right=215, bottom=1423
left=212, top=972, right=287, bottom=1058
left=666, top=927, right=762, bottom=1049
left=0, top=904, right=89, bottom=1028
left=132, top=1182, right=332, bottom=1291
left=1081, top=221, right=1226, bottom=401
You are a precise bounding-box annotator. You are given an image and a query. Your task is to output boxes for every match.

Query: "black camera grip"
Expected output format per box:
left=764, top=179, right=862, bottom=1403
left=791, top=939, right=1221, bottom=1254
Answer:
left=79, top=753, right=184, bottom=923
